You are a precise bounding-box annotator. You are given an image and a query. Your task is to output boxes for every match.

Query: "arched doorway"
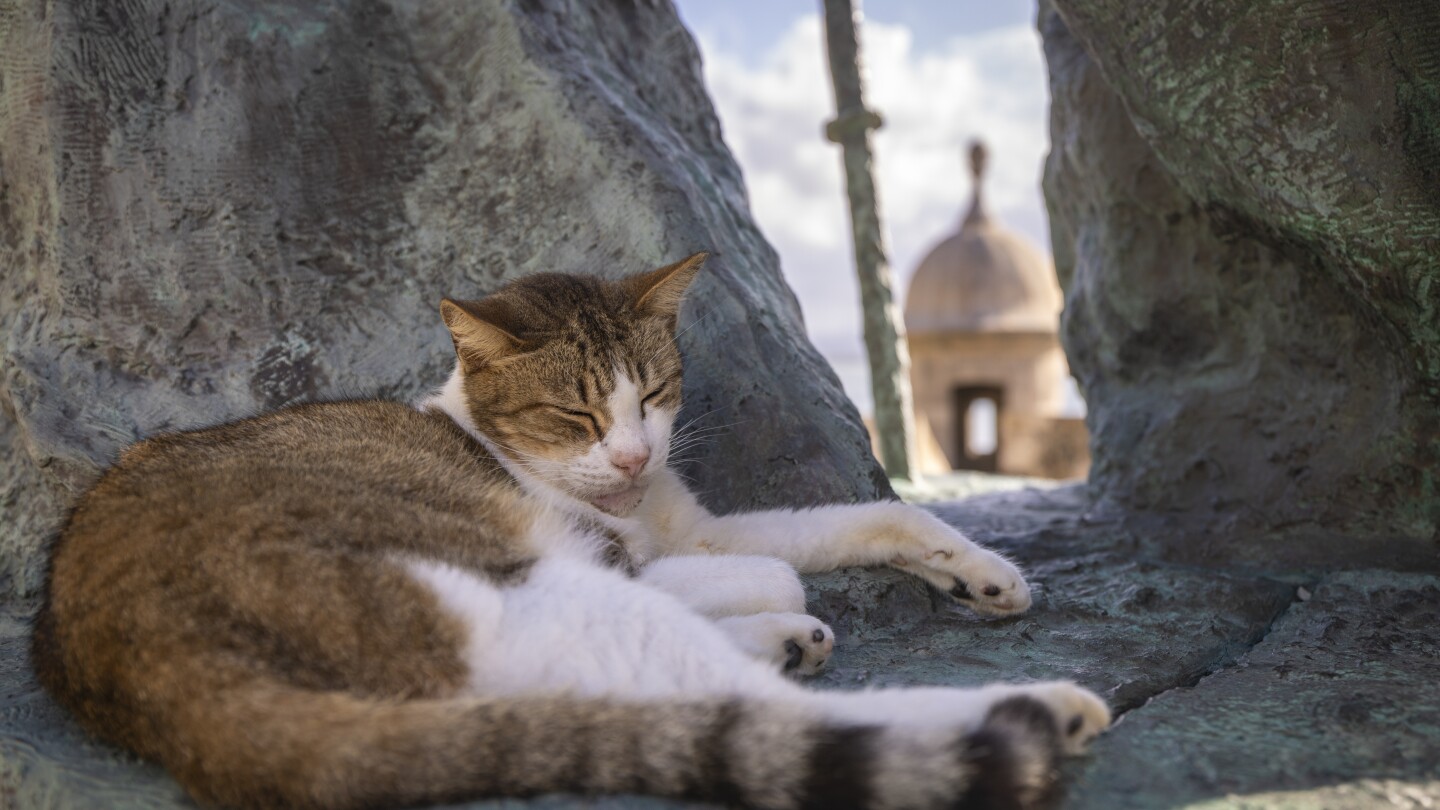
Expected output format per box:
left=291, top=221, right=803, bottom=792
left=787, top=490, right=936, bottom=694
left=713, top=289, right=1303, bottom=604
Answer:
left=952, top=385, right=1003, bottom=472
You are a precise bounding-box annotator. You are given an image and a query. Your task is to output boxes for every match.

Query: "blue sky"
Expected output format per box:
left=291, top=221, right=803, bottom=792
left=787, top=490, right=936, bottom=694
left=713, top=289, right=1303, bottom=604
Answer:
left=674, top=1, right=1037, bottom=64
left=671, top=0, right=1063, bottom=416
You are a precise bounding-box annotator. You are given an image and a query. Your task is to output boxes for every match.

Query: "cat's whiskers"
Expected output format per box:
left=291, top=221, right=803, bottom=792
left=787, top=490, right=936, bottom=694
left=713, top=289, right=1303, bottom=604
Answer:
left=670, top=423, right=743, bottom=445
left=669, top=408, right=723, bottom=437
left=643, top=308, right=716, bottom=369
left=666, top=419, right=750, bottom=458
left=665, top=437, right=712, bottom=458
left=669, top=415, right=747, bottom=440
left=666, top=438, right=716, bottom=460
left=663, top=462, right=700, bottom=485
left=667, top=431, right=720, bottom=452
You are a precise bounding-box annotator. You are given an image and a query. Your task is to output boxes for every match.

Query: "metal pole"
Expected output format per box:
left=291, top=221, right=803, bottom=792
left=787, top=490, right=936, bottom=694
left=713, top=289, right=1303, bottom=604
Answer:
left=820, top=0, right=919, bottom=482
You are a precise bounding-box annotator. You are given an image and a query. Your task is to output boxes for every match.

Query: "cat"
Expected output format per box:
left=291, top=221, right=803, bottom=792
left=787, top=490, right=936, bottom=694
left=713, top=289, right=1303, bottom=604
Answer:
left=32, top=252, right=1110, bottom=810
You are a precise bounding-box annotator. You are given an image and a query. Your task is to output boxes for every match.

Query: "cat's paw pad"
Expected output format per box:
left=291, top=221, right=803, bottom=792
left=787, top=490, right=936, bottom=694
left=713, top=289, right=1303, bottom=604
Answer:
left=894, top=541, right=1031, bottom=616
left=717, top=612, right=834, bottom=677
left=781, top=620, right=835, bottom=677
left=1019, top=682, right=1112, bottom=755
left=945, top=561, right=1029, bottom=615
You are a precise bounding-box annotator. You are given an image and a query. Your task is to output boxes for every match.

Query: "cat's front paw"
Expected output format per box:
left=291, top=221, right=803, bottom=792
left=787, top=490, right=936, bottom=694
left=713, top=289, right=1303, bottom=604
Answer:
left=889, top=512, right=1031, bottom=616
left=716, top=612, right=834, bottom=677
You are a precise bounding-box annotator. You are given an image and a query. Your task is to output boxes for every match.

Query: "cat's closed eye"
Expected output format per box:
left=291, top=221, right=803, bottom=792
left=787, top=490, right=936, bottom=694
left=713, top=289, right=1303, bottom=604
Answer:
left=549, top=406, right=601, bottom=439
left=641, top=386, right=667, bottom=412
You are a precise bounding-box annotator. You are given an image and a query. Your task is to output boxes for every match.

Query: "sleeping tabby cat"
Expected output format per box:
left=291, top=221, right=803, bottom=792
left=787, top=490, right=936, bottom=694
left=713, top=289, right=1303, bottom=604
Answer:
left=33, top=252, right=1109, bottom=810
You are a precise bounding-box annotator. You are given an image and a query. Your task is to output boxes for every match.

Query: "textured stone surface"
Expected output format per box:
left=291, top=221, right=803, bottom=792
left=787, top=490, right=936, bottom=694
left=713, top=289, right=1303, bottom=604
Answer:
left=1068, top=571, right=1440, bottom=810
left=1041, top=0, right=1440, bottom=548
left=811, top=486, right=1298, bottom=716
left=0, top=0, right=884, bottom=600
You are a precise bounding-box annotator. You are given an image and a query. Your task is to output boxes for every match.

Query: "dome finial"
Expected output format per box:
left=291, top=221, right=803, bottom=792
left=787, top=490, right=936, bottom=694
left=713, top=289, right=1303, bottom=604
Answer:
left=969, top=140, right=988, bottom=181
left=964, top=139, right=990, bottom=225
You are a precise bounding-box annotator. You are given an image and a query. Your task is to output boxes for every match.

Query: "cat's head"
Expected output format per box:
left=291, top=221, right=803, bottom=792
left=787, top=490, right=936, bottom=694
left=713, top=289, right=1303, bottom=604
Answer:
left=438, top=252, right=706, bottom=516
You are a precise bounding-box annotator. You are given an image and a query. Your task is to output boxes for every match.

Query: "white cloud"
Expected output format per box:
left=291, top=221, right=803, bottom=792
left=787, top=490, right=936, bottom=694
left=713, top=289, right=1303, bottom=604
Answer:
left=697, top=15, right=1054, bottom=414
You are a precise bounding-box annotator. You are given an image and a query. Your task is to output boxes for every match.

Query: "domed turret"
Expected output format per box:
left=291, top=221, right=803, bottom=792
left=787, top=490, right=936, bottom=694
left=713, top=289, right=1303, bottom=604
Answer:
left=901, top=140, right=1087, bottom=479
left=904, top=142, right=1062, bottom=336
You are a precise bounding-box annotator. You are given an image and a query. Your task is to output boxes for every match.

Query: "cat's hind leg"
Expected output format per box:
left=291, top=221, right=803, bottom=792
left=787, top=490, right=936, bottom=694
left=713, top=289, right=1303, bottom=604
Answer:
left=714, top=612, right=834, bottom=676
left=637, top=555, right=835, bottom=675
left=409, top=555, right=800, bottom=699
left=637, top=554, right=807, bottom=618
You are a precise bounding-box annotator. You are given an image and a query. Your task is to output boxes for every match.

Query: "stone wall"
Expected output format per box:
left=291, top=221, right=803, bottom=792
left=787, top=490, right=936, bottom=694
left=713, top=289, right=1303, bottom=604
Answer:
left=1041, top=0, right=1440, bottom=553
left=0, top=0, right=886, bottom=599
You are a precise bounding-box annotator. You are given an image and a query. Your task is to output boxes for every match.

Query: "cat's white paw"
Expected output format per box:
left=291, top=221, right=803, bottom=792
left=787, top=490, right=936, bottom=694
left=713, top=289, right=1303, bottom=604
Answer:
left=779, top=618, right=835, bottom=677
left=1015, top=681, right=1112, bottom=754
left=888, top=514, right=1031, bottom=615
left=715, top=612, right=834, bottom=677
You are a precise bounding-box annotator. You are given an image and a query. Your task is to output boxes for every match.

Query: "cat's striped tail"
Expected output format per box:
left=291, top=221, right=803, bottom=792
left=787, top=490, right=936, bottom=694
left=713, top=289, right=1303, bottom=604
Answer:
left=160, top=681, right=1062, bottom=810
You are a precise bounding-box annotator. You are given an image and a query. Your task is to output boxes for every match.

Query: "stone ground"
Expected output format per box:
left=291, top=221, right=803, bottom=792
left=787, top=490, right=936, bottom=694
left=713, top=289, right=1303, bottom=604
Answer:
left=3, top=478, right=1438, bottom=809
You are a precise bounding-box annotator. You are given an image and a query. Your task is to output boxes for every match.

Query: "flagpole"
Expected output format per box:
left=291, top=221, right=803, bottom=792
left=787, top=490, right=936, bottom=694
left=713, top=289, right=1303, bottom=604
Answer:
left=820, top=0, right=919, bottom=482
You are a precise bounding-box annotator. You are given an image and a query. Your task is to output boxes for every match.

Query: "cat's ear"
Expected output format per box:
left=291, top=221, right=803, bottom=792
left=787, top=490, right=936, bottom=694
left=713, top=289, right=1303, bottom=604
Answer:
left=627, top=251, right=708, bottom=320
left=440, top=298, right=526, bottom=374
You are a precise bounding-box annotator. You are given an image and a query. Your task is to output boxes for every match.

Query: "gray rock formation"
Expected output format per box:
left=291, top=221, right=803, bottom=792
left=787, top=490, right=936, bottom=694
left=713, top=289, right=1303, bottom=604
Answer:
left=0, top=0, right=886, bottom=599
left=1041, top=0, right=1440, bottom=555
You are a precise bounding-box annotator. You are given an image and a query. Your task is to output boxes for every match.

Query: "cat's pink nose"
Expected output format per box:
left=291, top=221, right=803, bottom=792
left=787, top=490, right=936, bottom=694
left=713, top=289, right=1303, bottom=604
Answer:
left=610, top=449, right=650, bottom=480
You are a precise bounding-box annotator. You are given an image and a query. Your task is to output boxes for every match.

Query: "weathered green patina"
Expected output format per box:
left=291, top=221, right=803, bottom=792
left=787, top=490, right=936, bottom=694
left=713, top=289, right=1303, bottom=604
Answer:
left=1042, top=0, right=1440, bottom=543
